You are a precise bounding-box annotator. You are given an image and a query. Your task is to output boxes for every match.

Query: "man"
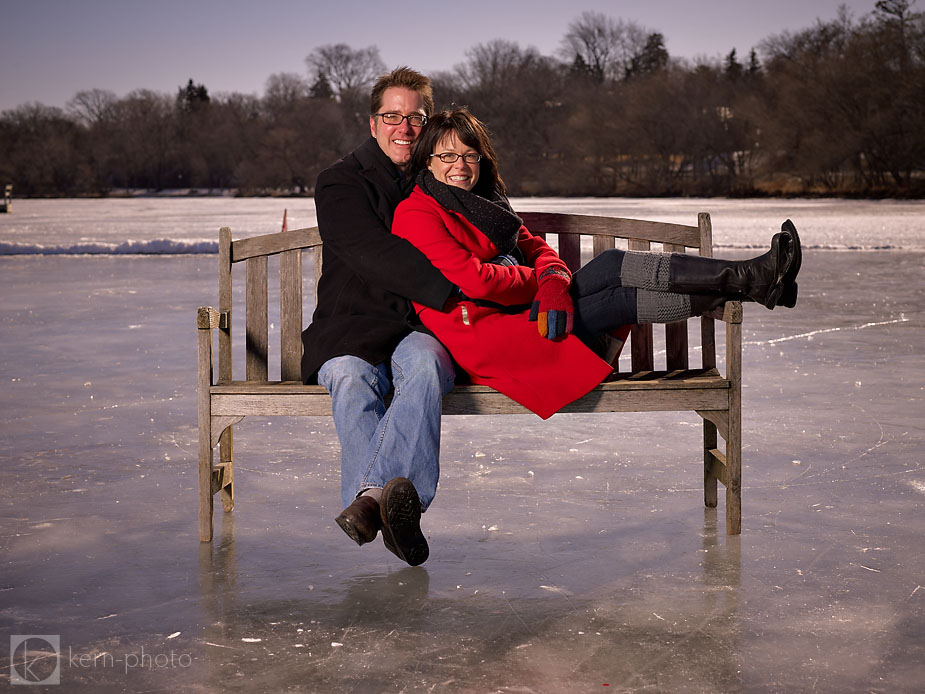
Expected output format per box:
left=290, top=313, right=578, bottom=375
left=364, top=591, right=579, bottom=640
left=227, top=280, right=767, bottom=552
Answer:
left=301, top=67, right=456, bottom=567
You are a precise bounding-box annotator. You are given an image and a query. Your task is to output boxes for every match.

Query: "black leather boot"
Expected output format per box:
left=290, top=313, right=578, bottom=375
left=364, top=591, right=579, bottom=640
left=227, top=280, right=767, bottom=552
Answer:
left=689, top=293, right=729, bottom=316
left=726, top=220, right=802, bottom=308
left=668, top=231, right=797, bottom=309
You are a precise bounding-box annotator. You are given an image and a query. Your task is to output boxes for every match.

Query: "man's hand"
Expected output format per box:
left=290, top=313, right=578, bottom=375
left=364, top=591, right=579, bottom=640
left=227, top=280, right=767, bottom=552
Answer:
left=528, top=267, right=574, bottom=340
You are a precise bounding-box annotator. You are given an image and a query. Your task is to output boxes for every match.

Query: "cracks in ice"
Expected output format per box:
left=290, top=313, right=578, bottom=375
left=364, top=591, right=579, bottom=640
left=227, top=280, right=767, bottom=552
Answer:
left=779, top=399, right=918, bottom=491
left=650, top=315, right=912, bottom=356
left=788, top=400, right=889, bottom=485
left=500, top=591, right=532, bottom=632
left=744, top=315, right=912, bottom=347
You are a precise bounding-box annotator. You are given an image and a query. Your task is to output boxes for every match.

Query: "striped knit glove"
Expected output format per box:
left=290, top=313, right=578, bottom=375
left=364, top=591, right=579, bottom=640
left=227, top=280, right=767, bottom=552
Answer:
left=528, top=267, right=574, bottom=340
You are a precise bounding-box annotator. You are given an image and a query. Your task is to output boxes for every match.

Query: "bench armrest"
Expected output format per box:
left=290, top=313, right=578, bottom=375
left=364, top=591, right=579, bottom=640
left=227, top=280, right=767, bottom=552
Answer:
left=197, top=306, right=229, bottom=330
left=709, top=301, right=743, bottom=324
left=198, top=306, right=233, bottom=389
left=720, top=301, right=742, bottom=393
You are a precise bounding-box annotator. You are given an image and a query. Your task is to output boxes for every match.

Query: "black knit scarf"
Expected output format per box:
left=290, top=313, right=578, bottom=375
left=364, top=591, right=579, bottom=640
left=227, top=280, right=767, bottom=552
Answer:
left=415, top=171, right=523, bottom=256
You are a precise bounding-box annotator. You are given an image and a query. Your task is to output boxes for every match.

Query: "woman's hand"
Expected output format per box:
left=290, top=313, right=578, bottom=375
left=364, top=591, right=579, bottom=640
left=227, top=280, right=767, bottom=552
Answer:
left=528, top=267, right=574, bottom=340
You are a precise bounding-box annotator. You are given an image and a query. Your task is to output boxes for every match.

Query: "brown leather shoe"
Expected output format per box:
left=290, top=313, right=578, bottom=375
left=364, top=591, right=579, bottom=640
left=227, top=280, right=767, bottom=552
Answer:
left=335, top=495, right=381, bottom=546
left=379, top=477, right=429, bottom=566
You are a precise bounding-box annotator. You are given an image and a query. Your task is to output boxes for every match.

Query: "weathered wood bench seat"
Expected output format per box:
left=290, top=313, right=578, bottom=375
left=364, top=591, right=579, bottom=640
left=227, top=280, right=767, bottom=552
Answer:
left=197, top=211, right=742, bottom=542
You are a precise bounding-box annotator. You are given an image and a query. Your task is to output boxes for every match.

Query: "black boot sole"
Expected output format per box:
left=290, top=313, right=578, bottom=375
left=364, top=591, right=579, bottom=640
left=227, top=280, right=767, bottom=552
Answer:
left=778, top=220, right=802, bottom=308
left=761, top=232, right=798, bottom=309
left=781, top=219, right=802, bottom=283
left=778, top=282, right=798, bottom=308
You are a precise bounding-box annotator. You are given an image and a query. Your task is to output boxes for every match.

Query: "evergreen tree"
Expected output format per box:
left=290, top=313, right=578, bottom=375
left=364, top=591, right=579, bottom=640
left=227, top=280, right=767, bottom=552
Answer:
left=625, top=32, right=669, bottom=78
left=747, top=49, right=762, bottom=78
left=310, top=73, right=335, bottom=100
left=724, top=48, right=744, bottom=80
left=569, top=54, right=596, bottom=81
left=177, top=79, right=210, bottom=113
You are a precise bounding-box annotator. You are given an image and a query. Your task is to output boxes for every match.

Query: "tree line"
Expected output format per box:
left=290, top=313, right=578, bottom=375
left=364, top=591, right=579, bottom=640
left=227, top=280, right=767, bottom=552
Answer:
left=2, top=0, right=923, bottom=198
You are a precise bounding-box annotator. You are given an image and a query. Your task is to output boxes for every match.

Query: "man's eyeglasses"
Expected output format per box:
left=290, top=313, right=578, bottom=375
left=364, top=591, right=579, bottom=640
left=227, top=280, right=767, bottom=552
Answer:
left=429, top=152, right=483, bottom=164
left=374, top=112, right=427, bottom=127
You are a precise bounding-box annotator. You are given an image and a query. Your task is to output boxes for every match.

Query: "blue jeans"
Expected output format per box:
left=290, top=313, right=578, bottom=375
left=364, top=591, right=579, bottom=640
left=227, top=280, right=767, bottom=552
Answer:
left=317, top=331, right=456, bottom=512
left=571, top=249, right=637, bottom=341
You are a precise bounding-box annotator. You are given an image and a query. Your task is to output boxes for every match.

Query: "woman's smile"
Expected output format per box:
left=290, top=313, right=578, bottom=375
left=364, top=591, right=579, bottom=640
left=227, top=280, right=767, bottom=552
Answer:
left=427, top=132, right=480, bottom=191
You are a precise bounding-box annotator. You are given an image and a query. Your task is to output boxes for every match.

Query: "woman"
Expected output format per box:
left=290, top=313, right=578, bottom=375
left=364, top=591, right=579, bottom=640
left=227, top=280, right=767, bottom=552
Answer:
left=392, top=109, right=800, bottom=419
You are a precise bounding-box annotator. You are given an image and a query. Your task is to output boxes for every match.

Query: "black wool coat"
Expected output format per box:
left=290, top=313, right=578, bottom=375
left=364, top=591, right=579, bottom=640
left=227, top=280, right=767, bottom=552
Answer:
left=301, top=137, right=455, bottom=382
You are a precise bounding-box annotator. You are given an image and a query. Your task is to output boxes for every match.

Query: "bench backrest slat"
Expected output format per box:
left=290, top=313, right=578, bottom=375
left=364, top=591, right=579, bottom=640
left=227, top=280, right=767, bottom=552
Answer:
left=592, top=234, right=615, bottom=257
left=216, top=213, right=716, bottom=384
left=664, top=242, right=690, bottom=371
left=697, top=213, right=717, bottom=370
left=279, top=245, right=303, bottom=381
left=557, top=232, right=581, bottom=273
left=627, top=238, right=655, bottom=371
left=313, top=246, right=323, bottom=298
left=245, top=255, right=269, bottom=380
left=218, top=227, right=233, bottom=381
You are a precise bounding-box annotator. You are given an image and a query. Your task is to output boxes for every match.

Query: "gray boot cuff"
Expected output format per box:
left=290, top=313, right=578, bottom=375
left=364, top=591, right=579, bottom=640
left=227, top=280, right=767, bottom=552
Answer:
left=620, top=251, right=672, bottom=291
left=636, top=289, right=692, bottom=324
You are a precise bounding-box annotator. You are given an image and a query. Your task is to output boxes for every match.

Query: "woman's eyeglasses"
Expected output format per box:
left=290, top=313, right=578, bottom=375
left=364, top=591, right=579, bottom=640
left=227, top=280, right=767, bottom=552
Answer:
left=429, top=152, right=482, bottom=164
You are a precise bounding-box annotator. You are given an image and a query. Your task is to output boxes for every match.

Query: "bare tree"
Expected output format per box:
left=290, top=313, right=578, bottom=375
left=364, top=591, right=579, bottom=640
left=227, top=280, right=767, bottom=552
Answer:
left=559, top=11, right=649, bottom=82
left=67, top=89, right=118, bottom=126
left=449, top=40, right=563, bottom=192
left=0, top=103, right=84, bottom=194
left=263, top=72, right=310, bottom=119
left=873, top=0, right=924, bottom=72
left=456, top=40, right=546, bottom=91
left=305, top=44, right=386, bottom=102
left=109, top=89, right=178, bottom=190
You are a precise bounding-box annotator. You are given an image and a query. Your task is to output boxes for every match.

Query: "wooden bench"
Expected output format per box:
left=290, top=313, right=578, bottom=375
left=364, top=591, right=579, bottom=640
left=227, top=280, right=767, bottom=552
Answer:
left=196, top=212, right=743, bottom=542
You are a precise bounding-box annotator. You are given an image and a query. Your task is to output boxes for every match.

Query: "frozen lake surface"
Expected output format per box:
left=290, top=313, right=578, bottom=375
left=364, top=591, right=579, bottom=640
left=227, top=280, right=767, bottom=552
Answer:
left=1, top=197, right=923, bottom=692
left=1, top=196, right=923, bottom=253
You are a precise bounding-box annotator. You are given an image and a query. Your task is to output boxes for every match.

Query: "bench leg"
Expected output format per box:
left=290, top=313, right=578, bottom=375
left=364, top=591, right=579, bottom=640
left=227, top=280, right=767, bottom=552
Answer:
left=198, top=417, right=214, bottom=542
left=725, top=313, right=743, bottom=534
left=197, top=326, right=215, bottom=542
left=219, top=426, right=235, bottom=513
left=726, top=409, right=742, bottom=535
left=703, top=418, right=719, bottom=509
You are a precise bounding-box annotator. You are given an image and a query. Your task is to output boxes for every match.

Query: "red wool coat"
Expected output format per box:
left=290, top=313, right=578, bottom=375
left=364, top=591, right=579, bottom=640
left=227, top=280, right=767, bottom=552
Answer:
left=393, top=187, right=613, bottom=419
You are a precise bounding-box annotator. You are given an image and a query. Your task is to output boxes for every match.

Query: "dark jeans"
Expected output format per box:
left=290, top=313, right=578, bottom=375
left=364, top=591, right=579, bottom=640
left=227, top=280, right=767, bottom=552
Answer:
left=570, top=249, right=637, bottom=342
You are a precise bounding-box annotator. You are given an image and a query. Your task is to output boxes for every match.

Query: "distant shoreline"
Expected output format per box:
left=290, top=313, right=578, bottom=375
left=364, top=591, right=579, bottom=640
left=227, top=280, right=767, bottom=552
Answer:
left=4, top=197, right=922, bottom=254
left=7, top=188, right=925, bottom=201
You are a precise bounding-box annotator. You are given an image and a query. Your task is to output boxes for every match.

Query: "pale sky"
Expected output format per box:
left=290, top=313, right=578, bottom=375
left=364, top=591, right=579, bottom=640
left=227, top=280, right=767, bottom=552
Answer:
left=2, top=0, right=879, bottom=113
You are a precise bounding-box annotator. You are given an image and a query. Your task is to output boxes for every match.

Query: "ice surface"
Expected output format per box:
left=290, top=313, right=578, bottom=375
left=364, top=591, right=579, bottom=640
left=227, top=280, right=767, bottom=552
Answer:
left=1, top=197, right=923, bottom=253
left=1, top=201, right=924, bottom=691
left=0, top=198, right=316, bottom=253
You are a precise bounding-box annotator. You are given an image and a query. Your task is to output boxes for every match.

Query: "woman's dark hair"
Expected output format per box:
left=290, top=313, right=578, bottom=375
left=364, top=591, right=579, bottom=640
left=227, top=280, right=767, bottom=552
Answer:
left=409, top=108, right=506, bottom=197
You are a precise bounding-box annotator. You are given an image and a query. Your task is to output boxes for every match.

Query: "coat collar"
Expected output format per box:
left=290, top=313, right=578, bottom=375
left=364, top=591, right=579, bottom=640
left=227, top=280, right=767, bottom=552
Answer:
left=354, top=137, right=413, bottom=203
